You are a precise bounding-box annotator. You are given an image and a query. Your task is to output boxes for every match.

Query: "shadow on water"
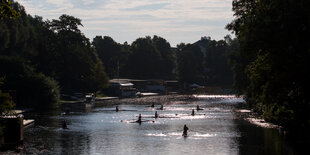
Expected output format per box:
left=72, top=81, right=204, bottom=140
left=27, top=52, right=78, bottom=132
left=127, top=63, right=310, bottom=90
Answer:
left=234, top=119, right=302, bottom=155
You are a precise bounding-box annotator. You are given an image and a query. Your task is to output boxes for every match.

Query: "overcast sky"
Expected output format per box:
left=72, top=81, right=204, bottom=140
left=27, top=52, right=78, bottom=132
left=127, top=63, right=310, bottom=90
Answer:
left=17, top=0, right=234, bottom=47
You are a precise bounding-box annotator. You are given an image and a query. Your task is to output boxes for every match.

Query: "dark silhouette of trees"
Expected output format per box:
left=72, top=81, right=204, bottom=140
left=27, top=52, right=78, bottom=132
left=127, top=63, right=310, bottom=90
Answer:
left=204, top=37, right=233, bottom=87
left=0, top=2, right=108, bottom=110
left=177, top=44, right=204, bottom=84
left=0, top=0, right=20, bottom=19
left=48, top=14, right=108, bottom=92
left=118, top=36, right=175, bottom=79
left=92, top=36, right=124, bottom=78
left=227, top=0, right=310, bottom=133
left=152, top=35, right=176, bottom=79
left=128, top=36, right=162, bottom=78
left=0, top=56, right=60, bottom=110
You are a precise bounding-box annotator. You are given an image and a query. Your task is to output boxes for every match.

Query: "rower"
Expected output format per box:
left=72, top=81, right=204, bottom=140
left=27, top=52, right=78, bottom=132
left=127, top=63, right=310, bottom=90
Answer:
left=116, top=105, right=119, bottom=112
left=160, top=104, right=164, bottom=110
left=196, top=105, right=202, bottom=110
left=191, top=109, right=195, bottom=116
left=136, top=114, right=142, bottom=123
left=182, top=124, right=189, bottom=137
left=155, top=111, right=158, bottom=118
left=151, top=103, right=155, bottom=108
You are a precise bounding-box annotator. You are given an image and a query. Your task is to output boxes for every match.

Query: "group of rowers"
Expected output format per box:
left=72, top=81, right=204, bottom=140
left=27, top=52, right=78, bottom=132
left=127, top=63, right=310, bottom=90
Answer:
left=134, top=113, right=189, bottom=137
left=63, top=104, right=203, bottom=137
left=133, top=104, right=203, bottom=137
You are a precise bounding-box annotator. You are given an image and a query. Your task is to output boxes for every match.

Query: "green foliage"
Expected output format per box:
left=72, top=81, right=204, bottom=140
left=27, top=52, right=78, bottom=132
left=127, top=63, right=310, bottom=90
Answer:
left=0, top=56, right=60, bottom=110
left=0, top=5, right=109, bottom=94
left=92, top=36, right=124, bottom=78
left=50, top=14, right=83, bottom=33
left=48, top=15, right=109, bottom=92
left=204, top=38, right=233, bottom=87
left=0, top=0, right=20, bottom=19
left=227, top=0, right=310, bottom=131
left=128, top=36, right=162, bottom=78
left=25, top=73, right=60, bottom=110
left=177, top=44, right=204, bottom=84
left=0, top=77, right=15, bottom=141
left=152, top=35, right=176, bottom=79
left=0, top=77, right=15, bottom=115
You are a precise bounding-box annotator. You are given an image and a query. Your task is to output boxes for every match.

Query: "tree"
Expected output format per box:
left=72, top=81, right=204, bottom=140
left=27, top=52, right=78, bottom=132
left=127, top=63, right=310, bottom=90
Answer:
left=128, top=36, right=163, bottom=79
left=50, top=14, right=82, bottom=33
left=0, top=0, right=20, bottom=19
left=177, top=44, right=204, bottom=84
left=48, top=15, right=108, bottom=92
left=0, top=56, right=60, bottom=110
left=204, top=39, right=233, bottom=87
left=152, top=35, right=176, bottom=79
left=0, top=77, right=15, bottom=147
left=227, top=0, right=310, bottom=132
left=92, top=36, right=123, bottom=78
left=0, top=77, right=14, bottom=115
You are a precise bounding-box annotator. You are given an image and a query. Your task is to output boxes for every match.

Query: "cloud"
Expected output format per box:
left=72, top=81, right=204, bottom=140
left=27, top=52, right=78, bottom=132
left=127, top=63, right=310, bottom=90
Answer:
left=17, top=0, right=233, bottom=46
left=122, top=3, right=170, bottom=11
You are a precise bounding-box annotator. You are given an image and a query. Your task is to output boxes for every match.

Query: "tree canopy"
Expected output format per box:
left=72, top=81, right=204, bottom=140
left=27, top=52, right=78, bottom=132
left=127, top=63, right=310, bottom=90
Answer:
left=0, top=0, right=20, bottom=19
left=177, top=44, right=204, bottom=84
left=227, top=0, right=310, bottom=132
left=0, top=2, right=109, bottom=110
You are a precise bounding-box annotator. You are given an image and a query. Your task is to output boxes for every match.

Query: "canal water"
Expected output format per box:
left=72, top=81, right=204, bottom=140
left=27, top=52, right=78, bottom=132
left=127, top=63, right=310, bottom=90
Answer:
left=19, top=95, right=301, bottom=154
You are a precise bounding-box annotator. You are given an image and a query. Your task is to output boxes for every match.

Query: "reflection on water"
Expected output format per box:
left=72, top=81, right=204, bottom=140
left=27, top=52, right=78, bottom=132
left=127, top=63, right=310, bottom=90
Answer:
left=16, top=95, right=301, bottom=154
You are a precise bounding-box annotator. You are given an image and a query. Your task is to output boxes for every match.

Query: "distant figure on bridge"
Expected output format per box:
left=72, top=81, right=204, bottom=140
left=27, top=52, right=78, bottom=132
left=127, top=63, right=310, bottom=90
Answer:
left=136, top=114, right=142, bottom=123
left=155, top=111, right=158, bottom=118
left=191, top=109, right=195, bottom=116
left=116, top=105, right=119, bottom=112
left=182, top=124, right=189, bottom=137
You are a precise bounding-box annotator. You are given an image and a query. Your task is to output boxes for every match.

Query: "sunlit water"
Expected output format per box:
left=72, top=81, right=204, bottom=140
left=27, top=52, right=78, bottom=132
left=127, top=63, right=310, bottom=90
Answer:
left=18, top=95, right=300, bottom=154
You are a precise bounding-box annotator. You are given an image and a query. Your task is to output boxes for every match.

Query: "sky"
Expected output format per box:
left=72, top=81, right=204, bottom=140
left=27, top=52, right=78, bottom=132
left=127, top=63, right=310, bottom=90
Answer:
left=17, top=0, right=234, bottom=47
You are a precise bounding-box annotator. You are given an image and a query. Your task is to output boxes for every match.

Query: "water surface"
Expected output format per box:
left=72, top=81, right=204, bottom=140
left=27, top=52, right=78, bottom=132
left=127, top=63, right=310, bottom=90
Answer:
left=20, top=95, right=299, bottom=154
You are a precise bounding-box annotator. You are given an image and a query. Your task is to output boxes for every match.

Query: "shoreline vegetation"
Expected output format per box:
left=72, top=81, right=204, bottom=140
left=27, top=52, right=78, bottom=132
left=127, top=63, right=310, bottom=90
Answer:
left=227, top=0, right=310, bottom=139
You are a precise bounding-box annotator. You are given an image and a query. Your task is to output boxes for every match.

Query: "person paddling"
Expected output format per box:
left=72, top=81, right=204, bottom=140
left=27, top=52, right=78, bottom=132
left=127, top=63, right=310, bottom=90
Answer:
left=136, top=114, right=142, bottom=123
left=116, top=105, right=119, bottom=112
left=196, top=105, right=203, bottom=110
left=155, top=111, right=158, bottom=118
left=160, top=104, right=164, bottom=110
left=191, top=109, right=195, bottom=116
left=151, top=103, right=155, bottom=108
left=182, top=124, right=189, bottom=137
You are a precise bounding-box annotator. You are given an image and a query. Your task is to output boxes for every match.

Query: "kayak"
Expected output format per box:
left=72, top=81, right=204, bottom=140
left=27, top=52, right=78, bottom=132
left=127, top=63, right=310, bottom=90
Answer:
left=136, top=115, right=180, bottom=118
left=94, top=109, right=138, bottom=112
left=121, top=119, right=155, bottom=123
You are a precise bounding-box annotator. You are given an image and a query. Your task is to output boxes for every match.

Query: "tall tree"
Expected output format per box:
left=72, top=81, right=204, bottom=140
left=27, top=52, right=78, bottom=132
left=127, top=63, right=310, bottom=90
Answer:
left=0, top=56, right=60, bottom=110
left=92, top=36, right=123, bottom=78
left=128, top=36, right=163, bottom=79
left=152, top=35, right=176, bottom=79
left=204, top=39, right=233, bottom=87
left=0, top=0, right=20, bottom=19
left=227, top=0, right=310, bottom=132
left=177, top=44, right=204, bottom=84
left=48, top=15, right=108, bottom=92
